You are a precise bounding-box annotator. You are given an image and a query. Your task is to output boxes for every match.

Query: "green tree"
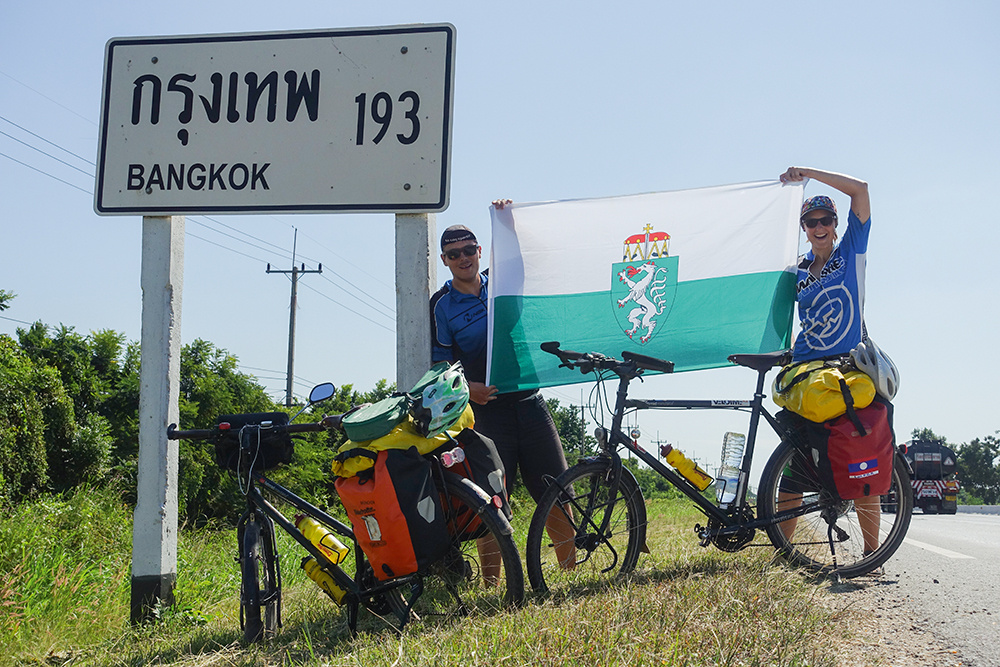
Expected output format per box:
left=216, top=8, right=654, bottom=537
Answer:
left=16, top=324, right=131, bottom=489
left=910, top=427, right=949, bottom=444
left=956, top=433, right=1000, bottom=504
left=0, top=335, right=75, bottom=501
left=546, top=398, right=598, bottom=465
left=0, top=289, right=14, bottom=311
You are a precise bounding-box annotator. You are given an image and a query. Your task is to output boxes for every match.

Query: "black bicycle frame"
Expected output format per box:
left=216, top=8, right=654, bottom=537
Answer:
left=600, top=364, right=823, bottom=536
left=243, top=473, right=415, bottom=602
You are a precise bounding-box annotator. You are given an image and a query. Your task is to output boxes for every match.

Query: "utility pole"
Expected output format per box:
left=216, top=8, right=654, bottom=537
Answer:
left=267, top=229, right=321, bottom=407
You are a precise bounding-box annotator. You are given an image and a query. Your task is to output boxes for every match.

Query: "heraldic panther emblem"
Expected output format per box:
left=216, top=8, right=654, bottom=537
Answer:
left=610, top=225, right=678, bottom=345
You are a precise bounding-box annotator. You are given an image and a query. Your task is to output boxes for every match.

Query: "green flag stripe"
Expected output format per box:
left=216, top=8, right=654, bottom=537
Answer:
left=489, top=271, right=795, bottom=392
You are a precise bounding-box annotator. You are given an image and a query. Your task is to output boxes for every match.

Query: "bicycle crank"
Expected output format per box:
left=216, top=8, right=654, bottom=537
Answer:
left=696, top=506, right=757, bottom=552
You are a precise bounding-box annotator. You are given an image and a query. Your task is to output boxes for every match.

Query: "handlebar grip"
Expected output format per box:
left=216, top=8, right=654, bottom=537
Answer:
left=621, top=351, right=674, bottom=374
left=540, top=341, right=585, bottom=361
left=540, top=341, right=561, bottom=355
left=166, top=424, right=216, bottom=440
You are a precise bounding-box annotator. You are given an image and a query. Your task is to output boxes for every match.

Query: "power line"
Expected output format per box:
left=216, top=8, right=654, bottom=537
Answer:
left=0, top=128, right=94, bottom=178
left=0, top=114, right=96, bottom=165
left=0, top=150, right=91, bottom=195
left=299, top=281, right=395, bottom=333
left=187, top=218, right=289, bottom=264
left=318, top=271, right=395, bottom=319
left=0, top=314, right=35, bottom=326
left=185, top=231, right=270, bottom=263
left=198, top=214, right=298, bottom=260
left=0, top=70, right=97, bottom=126
left=294, top=225, right=394, bottom=290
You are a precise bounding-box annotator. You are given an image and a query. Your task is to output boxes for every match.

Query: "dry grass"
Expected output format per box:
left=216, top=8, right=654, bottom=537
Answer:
left=3, top=489, right=861, bottom=667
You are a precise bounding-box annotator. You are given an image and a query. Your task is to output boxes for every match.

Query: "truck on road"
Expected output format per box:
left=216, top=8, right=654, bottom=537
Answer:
left=884, top=438, right=960, bottom=514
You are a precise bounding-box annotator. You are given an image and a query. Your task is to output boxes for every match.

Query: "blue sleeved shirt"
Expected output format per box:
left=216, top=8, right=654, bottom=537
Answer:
left=793, top=210, right=871, bottom=361
left=430, top=273, right=489, bottom=384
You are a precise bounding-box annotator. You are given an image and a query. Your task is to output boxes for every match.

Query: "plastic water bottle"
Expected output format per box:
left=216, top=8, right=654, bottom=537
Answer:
left=295, top=515, right=350, bottom=565
left=301, top=557, right=347, bottom=605
left=659, top=444, right=714, bottom=491
left=716, top=432, right=745, bottom=509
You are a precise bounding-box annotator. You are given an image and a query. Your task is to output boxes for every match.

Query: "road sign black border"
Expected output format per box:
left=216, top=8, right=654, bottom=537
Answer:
left=95, top=24, right=454, bottom=215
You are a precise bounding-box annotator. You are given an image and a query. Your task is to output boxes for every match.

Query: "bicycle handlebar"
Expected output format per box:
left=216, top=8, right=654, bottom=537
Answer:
left=540, top=341, right=675, bottom=376
left=166, top=414, right=345, bottom=441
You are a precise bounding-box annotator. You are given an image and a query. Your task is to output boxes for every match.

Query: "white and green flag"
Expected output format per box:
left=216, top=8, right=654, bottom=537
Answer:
left=486, top=180, right=804, bottom=392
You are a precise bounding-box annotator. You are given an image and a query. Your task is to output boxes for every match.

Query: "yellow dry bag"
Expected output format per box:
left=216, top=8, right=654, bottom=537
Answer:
left=772, top=360, right=875, bottom=423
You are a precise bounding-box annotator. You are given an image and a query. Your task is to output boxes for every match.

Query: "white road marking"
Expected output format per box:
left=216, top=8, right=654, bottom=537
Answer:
left=903, top=537, right=975, bottom=559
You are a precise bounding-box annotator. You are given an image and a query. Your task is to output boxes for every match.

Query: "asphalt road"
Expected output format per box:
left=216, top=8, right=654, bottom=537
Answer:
left=880, top=511, right=1000, bottom=667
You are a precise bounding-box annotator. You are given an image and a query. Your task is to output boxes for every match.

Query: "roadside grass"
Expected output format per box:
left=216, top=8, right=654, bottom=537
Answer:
left=3, top=485, right=849, bottom=666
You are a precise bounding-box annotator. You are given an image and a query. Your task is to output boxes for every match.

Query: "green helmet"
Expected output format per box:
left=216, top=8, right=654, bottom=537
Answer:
left=410, top=362, right=470, bottom=437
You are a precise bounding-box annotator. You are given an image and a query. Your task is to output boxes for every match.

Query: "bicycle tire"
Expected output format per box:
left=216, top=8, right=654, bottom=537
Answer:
left=757, top=440, right=912, bottom=578
left=399, top=474, right=524, bottom=621
left=240, top=518, right=279, bottom=642
left=525, top=458, right=647, bottom=596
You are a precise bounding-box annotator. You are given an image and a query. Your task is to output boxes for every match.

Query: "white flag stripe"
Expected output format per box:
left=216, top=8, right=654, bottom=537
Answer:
left=489, top=181, right=804, bottom=296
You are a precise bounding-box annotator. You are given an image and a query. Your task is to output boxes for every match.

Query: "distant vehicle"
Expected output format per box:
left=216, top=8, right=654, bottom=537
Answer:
left=882, top=438, right=959, bottom=514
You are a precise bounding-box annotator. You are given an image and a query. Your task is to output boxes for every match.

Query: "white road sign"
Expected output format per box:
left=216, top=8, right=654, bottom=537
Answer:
left=95, top=24, right=455, bottom=215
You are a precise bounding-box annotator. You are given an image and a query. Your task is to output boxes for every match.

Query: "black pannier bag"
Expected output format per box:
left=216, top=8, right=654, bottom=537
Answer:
left=213, top=411, right=293, bottom=472
left=429, top=428, right=512, bottom=536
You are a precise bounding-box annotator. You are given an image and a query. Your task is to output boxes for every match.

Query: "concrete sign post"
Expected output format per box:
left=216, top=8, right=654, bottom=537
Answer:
left=96, top=24, right=454, bottom=622
left=395, top=213, right=436, bottom=391
left=131, top=215, right=184, bottom=623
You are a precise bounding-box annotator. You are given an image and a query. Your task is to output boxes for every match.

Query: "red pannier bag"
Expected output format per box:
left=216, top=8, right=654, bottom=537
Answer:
left=334, top=446, right=451, bottom=581
left=802, top=398, right=895, bottom=501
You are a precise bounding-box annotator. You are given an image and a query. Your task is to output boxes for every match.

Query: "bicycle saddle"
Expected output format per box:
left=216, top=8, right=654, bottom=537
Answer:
left=727, top=350, right=792, bottom=372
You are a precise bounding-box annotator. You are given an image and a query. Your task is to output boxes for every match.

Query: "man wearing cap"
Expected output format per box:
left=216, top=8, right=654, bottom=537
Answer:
left=431, top=217, right=576, bottom=569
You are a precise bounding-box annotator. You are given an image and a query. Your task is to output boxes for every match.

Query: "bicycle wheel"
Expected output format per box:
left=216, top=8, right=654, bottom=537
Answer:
left=757, top=440, right=912, bottom=578
left=525, top=458, right=647, bottom=596
left=404, top=474, right=524, bottom=621
left=240, top=517, right=279, bottom=642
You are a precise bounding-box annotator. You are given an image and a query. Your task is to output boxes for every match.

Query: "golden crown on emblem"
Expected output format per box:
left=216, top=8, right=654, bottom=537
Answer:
left=622, top=224, right=671, bottom=262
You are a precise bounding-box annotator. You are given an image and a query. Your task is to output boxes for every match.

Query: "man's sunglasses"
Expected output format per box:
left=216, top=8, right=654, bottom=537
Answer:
left=802, top=215, right=836, bottom=229
left=444, top=244, right=479, bottom=260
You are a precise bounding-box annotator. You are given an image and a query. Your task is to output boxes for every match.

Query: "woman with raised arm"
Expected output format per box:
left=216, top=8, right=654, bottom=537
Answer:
left=777, top=166, right=882, bottom=557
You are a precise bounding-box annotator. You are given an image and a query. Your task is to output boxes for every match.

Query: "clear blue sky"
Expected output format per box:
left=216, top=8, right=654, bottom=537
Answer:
left=2, top=1, right=997, bottom=477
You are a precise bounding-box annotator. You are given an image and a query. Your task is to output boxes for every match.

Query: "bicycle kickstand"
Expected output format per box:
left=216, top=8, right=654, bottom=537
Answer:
left=826, top=523, right=842, bottom=583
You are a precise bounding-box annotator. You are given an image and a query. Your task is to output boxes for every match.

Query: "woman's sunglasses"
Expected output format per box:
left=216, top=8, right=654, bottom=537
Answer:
left=802, top=215, right=836, bottom=229
left=444, top=244, right=479, bottom=260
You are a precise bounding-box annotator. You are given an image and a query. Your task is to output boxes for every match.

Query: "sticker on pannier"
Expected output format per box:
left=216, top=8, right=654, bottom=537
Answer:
left=213, top=411, right=292, bottom=472
left=801, top=399, right=895, bottom=501
left=430, top=428, right=512, bottom=537
left=334, top=447, right=451, bottom=581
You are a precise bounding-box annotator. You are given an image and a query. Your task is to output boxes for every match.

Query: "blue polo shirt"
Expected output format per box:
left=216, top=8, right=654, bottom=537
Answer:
left=793, top=210, right=871, bottom=361
left=430, top=273, right=489, bottom=384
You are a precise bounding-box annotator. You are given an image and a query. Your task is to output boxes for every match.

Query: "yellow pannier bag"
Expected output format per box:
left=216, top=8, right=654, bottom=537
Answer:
left=772, top=360, right=875, bottom=423
left=331, top=403, right=475, bottom=478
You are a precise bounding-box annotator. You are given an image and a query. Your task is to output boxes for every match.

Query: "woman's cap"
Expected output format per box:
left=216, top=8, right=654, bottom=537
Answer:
left=440, top=225, right=477, bottom=249
left=800, top=195, right=838, bottom=220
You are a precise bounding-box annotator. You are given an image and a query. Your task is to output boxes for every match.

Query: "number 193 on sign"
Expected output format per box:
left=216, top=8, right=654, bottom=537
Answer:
left=355, top=91, right=420, bottom=146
